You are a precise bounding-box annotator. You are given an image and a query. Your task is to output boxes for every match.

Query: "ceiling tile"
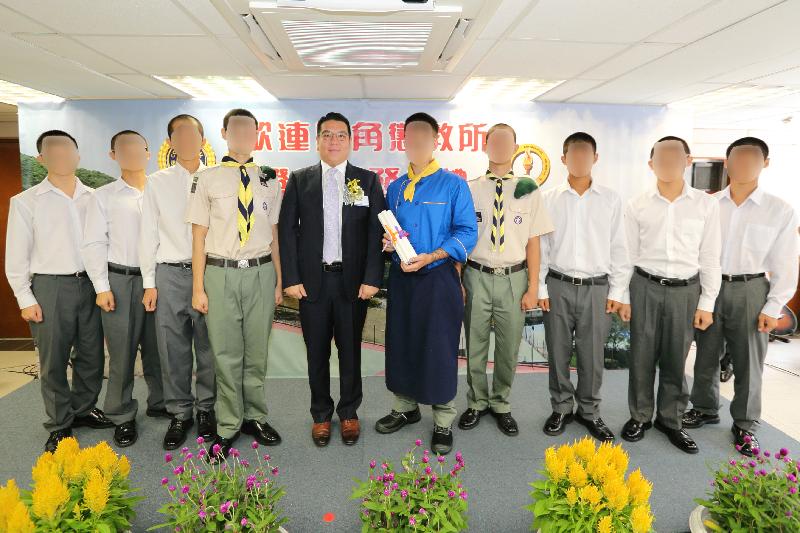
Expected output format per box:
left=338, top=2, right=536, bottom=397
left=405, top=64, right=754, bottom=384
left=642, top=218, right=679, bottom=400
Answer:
left=536, top=78, right=604, bottom=102
left=13, top=34, right=135, bottom=74
left=260, top=74, right=364, bottom=99
left=580, top=43, right=680, bottom=80
left=0, top=4, right=52, bottom=33
left=475, top=40, right=625, bottom=79
left=364, top=74, right=465, bottom=99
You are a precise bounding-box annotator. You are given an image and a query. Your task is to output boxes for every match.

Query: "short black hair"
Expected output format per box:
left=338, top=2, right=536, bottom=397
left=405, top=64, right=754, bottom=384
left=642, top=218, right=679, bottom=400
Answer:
left=486, top=123, right=516, bottom=143
left=223, top=108, right=258, bottom=130
left=726, top=136, right=769, bottom=159
left=36, top=130, right=78, bottom=153
left=562, top=132, right=596, bottom=155
left=167, top=114, right=204, bottom=139
left=110, top=130, right=148, bottom=150
left=650, top=135, right=691, bottom=158
left=404, top=112, right=439, bottom=134
left=316, top=112, right=351, bottom=137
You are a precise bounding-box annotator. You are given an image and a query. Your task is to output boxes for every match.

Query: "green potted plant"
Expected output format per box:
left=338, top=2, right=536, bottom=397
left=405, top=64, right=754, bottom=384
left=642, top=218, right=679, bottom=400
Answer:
left=352, top=438, right=468, bottom=532
left=692, top=439, right=799, bottom=532
left=150, top=437, right=288, bottom=532
left=526, top=437, right=655, bottom=532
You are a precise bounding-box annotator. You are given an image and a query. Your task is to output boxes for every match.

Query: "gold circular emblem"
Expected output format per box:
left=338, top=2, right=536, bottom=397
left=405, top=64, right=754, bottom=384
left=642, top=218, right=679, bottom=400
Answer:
left=512, top=143, right=550, bottom=186
left=157, top=139, right=216, bottom=170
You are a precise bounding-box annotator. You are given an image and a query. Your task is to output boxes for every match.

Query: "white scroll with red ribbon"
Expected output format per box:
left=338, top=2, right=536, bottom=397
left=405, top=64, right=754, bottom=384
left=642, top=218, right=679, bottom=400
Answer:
left=378, top=210, right=417, bottom=264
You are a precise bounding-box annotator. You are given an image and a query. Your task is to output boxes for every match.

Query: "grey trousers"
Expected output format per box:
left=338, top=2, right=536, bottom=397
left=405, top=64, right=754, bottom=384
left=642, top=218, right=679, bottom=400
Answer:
left=29, top=274, right=105, bottom=431
left=691, top=277, right=769, bottom=432
left=628, top=271, right=700, bottom=430
left=101, top=265, right=165, bottom=425
left=154, top=263, right=216, bottom=421
left=543, top=274, right=612, bottom=417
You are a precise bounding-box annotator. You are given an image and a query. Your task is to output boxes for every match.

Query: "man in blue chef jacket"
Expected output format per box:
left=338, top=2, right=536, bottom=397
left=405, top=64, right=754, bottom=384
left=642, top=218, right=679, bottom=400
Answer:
left=375, top=112, right=478, bottom=455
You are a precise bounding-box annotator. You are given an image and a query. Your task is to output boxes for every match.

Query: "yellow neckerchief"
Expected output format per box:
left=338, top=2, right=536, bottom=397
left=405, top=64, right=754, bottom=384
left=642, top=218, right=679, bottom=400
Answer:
left=404, top=159, right=440, bottom=202
left=220, top=155, right=257, bottom=169
left=485, top=169, right=514, bottom=181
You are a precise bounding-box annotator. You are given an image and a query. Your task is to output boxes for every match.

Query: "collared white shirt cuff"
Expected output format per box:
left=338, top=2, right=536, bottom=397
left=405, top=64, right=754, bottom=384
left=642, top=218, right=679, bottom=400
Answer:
left=16, top=291, right=38, bottom=309
left=697, top=296, right=716, bottom=313
left=92, top=279, right=111, bottom=294
left=761, top=301, right=783, bottom=320
left=607, top=287, right=625, bottom=303
left=538, top=286, right=549, bottom=300
left=143, top=276, right=156, bottom=289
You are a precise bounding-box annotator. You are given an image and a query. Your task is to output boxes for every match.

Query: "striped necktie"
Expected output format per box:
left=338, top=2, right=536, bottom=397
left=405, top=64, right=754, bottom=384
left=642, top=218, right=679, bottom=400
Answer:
left=489, top=171, right=513, bottom=252
left=221, top=155, right=257, bottom=246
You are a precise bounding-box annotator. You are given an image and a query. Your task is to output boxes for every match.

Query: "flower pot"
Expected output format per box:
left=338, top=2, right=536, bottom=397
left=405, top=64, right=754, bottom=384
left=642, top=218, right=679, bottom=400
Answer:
left=279, top=528, right=288, bottom=533
left=689, top=505, right=712, bottom=533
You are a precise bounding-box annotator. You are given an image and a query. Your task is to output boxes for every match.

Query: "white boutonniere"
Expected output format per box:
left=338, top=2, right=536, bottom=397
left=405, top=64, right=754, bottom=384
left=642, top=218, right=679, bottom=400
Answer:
left=344, top=178, right=364, bottom=205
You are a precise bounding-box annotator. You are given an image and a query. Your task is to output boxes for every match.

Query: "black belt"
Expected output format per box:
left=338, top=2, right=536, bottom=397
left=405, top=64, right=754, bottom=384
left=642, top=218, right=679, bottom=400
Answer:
left=323, top=262, right=343, bottom=272
left=722, top=272, right=766, bottom=282
left=635, top=266, right=699, bottom=287
left=163, top=261, right=192, bottom=270
left=39, top=271, right=88, bottom=278
left=108, top=264, right=141, bottom=276
left=467, top=259, right=526, bottom=276
left=206, top=254, right=272, bottom=269
left=547, top=269, right=608, bottom=286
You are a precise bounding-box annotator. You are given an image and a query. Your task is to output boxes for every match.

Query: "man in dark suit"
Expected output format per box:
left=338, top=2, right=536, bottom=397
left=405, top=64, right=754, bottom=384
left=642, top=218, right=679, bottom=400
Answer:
left=279, top=112, right=386, bottom=447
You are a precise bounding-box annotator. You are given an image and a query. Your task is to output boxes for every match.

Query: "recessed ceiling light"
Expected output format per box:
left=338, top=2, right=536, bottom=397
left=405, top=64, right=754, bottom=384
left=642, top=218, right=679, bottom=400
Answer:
left=453, top=77, right=565, bottom=103
left=0, top=80, right=64, bottom=105
left=669, top=85, right=800, bottom=113
left=154, top=76, right=276, bottom=101
left=282, top=20, right=432, bottom=69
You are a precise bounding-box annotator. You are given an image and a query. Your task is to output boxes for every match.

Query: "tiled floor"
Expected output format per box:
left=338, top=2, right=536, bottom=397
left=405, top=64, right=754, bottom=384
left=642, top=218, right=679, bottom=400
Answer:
left=2, top=334, right=798, bottom=440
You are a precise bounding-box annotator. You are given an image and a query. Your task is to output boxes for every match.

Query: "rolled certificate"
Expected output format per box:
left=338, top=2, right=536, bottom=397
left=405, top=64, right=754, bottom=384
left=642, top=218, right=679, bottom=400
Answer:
left=378, top=210, right=417, bottom=264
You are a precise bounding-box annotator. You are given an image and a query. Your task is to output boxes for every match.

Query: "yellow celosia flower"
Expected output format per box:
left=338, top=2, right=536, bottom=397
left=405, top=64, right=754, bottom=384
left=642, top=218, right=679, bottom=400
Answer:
left=631, top=504, right=653, bottom=533
left=0, top=479, right=22, bottom=530
left=116, top=455, right=131, bottom=479
left=545, top=448, right=567, bottom=481
left=573, top=437, right=596, bottom=461
left=609, top=446, right=629, bottom=475
left=31, top=453, right=57, bottom=484
left=31, top=472, right=69, bottom=520
left=556, top=443, right=575, bottom=465
left=80, top=442, right=118, bottom=477
left=579, top=484, right=602, bottom=507
left=52, top=436, right=79, bottom=468
left=597, top=514, right=613, bottom=533
left=568, top=462, right=588, bottom=488
left=565, top=486, right=578, bottom=505
left=602, top=477, right=630, bottom=511
left=84, top=469, right=110, bottom=515
left=6, top=500, right=35, bottom=533
left=627, top=469, right=652, bottom=506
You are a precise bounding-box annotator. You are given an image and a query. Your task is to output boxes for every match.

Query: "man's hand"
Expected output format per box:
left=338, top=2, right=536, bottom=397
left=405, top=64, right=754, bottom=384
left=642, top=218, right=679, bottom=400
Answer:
left=606, top=299, right=622, bottom=314
left=521, top=290, right=537, bottom=311
left=358, top=284, right=380, bottom=300
left=694, top=310, right=714, bottom=331
left=274, top=285, right=284, bottom=306
left=143, top=288, right=158, bottom=312
left=96, top=291, right=116, bottom=313
left=757, top=313, right=779, bottom=333
left=21, top=304, right=43, bottom=323
left=192, top=291, right=209, bottom=314
left=537, top=298, right=550, bottom=312
left=382, top=232, right=395, bottom=253
left=284, top=284, right=307, bottom=300
left=400, top=254, right=432, bottom=273
left=619, top=304, right=631, bottom=322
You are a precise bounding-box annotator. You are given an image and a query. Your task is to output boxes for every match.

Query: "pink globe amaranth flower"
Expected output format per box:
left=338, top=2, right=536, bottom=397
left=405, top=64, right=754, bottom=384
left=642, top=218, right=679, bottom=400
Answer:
left=168, top=485, right=177, bottom=492
left=165, top=453, right=173, bottom=463
left=732, top=476, right=740, bottom=483
left=179, top=498, right=187, bottom=505
left=369, top=460, right=377, bottom=469
left=161, top=477, right=169, bottom=485
left=437, top=455, right=445, bottom=463
left=271, top=467, right=279, bottom=476
left=251, top=441, right=259, bottom=449
left=196, top=436, right=205, bottom=445
left=198, top=510, right=207, bottom=519
left=198, top=449, right=207, bottom=457
left=230, top=448, right=240, bottom=458
left=409, top=516, right=416, bottom=526
left=419, top=507, right=426, bottom=515
left=743, top=435, right=752, bottom=443
left=422, top=456, right=430, bottom=464
left=181, top=485, right=190, bottom=494
left=185, top=452, right=193, bottom=460
left=240, top=459, right=250, bottom=467
left=241, top=518, right=248, bottom=526
left=729, top=460, right=737, bottom=466
left=764, top=451, right=771, bottom=457
left=780, top=448, right=789, bottom=457
left=448, top=490, right=456, bottom=498
left=173, top=466, right=184, bottom=475
left=181, top=446, right=189, bottom=454
left=212, top=444, right=222, bottom=455
left=414, top=439, right=422, bottom=447
left=425, top=466, right=432, bottom=475
left=753, top=447, right=761, bottom=456
left=460, top=491, right=468, bottom=500
left=400, top=490, right=408, bottom=499
left=263, top=454, right=271, bottom=461
left=383, top=489, right=390, bottom=496
left=789, top=486, right=798, bottom=495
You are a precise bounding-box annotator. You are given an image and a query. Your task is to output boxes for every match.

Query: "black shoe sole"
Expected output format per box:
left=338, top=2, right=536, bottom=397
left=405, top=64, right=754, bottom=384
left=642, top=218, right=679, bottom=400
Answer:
left=114, top=433, right=138, bottom=448
left=574, top=416, right=615, bottom=442
left=621, top=422, right=652, bottom=442
left=543, top=413, right=574, bottom=436
left=375, top=411, right=422, bottom=434
left=241, top=425, right=282, bottom=446
left=457, top=409, right=490, bottom=430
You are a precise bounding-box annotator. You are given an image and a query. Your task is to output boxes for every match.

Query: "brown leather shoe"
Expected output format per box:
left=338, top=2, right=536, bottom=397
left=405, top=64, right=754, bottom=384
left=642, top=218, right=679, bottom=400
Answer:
left=312, top=421, right=331, bottom=447
left=341, top=419, right=360, bottom=445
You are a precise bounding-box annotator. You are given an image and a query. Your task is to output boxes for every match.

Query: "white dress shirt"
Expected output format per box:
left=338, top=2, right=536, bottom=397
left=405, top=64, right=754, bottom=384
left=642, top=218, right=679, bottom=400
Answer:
left=139, top=163, right=205, bottom=289
left=538, top=181, right=632, bottom=302
left=320, top=159, right=347, bottom=263
left=625, top=183, right=722, bottom=312
left=5, top=177, right=93, bottom=309
left=716, top=186, right=799, bottom=318
left=81, top=178, right=145, bottom=294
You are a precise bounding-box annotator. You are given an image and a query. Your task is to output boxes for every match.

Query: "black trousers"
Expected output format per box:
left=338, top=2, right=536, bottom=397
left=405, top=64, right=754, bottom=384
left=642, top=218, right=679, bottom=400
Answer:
left=299, top=271, right=367, bottom=423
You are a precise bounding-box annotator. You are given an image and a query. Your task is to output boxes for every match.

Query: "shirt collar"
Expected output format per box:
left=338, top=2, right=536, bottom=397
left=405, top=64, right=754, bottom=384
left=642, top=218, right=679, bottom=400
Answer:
left=172, top=162, right=206, bottom=177
left=650, top=181, right=694, bottom=202
left=36, top=176, right=91, bottom=198
left=557, top=179, right=601, bottom=197
left=321, top=159, right=348, bottom=177
left=115, top=177, right=144, bottom=194
left=720, top=185, right=764, bottom=206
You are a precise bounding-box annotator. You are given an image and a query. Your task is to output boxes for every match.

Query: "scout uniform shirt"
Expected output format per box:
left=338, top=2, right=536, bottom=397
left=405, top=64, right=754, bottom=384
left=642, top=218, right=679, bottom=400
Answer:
left=186, top=159, right=282, bottom=259
left=468, top=171, right=554, bottom=268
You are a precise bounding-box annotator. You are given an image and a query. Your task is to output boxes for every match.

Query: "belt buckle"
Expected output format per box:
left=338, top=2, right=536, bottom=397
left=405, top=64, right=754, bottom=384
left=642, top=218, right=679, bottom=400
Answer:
left=493, top=267, right=505, bottom=276
left=237, top=259, right=249, bottom=269
left=572, top=277, right=583, bottom=286
left=659, top=278, right=668, bottom=286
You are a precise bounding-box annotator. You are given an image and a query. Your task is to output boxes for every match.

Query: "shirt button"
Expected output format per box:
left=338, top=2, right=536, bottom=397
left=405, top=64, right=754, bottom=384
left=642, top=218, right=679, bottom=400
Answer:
left=415, top=201, right=419, bottom=205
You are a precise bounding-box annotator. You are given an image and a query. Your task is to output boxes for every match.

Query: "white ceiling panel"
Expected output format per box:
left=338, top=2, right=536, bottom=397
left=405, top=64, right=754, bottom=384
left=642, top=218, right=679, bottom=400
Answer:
left=536, top=78, right=604, bottom=102
left=580, top=43, right=680, bottom=80
left=172, top=0, right=237, bottom=36
left=108, top=74, right=190, bottom=97
left=363, top=74, right=465, bottom=100
left=475, top=40, right=625, bottom=79
left=13, top=34, right=135, bottom=74
left=0, top=4, right=51, bottom=33
left=260, top=74, right=364, bottom=99
left=476, top=0, right=531, bottom=40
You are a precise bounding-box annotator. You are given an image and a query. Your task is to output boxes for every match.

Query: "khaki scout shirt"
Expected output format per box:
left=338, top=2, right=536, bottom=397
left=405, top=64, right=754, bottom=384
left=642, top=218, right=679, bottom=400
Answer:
left=185, top=163, right=282, bottom=260
left=468, top=172, right=554, bottom=268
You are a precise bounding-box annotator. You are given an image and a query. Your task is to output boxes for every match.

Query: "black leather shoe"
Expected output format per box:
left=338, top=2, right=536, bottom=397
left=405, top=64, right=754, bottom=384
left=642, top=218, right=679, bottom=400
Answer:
left=732, top=425, right=760, bottom=457
left=431, top=425, right=453, bottom=455
left=621, top=419, right=652, bottom=442
left=575, top=415, right=615, bottom=442
left=72, top=408, right=114, bottom=429
left=241, top=419, right=281, bottom=446
left=209, top=432, right=240, bottom=463
left=682, top=408, right=720, bottom=428
left=720, top=352, right=733, bottom=383
left=146, top=407, right=171, bottom=419
left=196, top=410, right=217, bottom=441
left=654, top=418, right=698, bottom=454
left=492, top=411, right=519, bottom=436
left=457, top=408, right=489, bottom=430
left=163, top=417, right=194, bottom=450
left=114, top=420, right=138, bottom=448
left=543, top=412, right=573, bottom=436
left=375, top=408, right=422, bottom=434
left=45, top=428, right=72, bottom=453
